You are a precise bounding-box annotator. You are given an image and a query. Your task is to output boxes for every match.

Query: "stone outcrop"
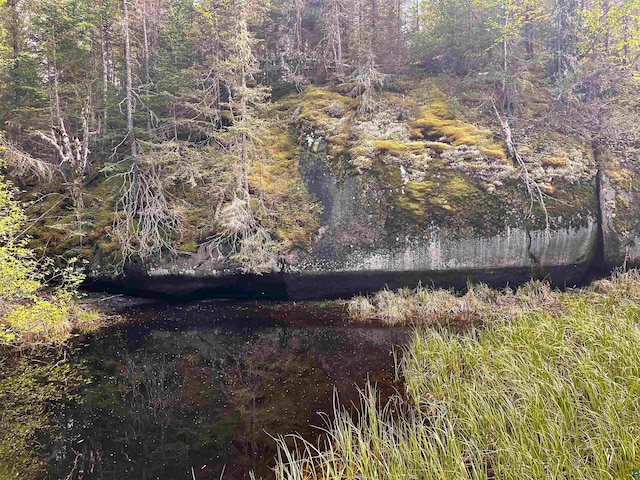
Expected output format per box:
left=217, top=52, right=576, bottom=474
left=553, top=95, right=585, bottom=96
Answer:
left=595, top=98, right=640, bottom=267
left=88, top=82, right=620, bottom=299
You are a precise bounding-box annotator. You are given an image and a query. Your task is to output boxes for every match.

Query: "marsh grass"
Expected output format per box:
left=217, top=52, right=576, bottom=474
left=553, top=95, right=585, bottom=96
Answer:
left=277, top=270, right=640, bottom=479
left=347, top=278, right=561, bottom=325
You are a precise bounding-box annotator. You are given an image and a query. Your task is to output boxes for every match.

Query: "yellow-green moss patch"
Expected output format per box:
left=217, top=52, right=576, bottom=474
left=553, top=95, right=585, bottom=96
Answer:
left=397, top=181, right=432, bottom=221
left=541, top=156, right=569, bottom=168
left=251, top=124, right=322, bottom=251
left=372, top=140, right=426, bottom=156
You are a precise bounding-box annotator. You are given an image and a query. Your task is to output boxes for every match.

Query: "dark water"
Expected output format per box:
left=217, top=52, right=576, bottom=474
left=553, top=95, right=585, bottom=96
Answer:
left=49, top=300, right=409, bottom=480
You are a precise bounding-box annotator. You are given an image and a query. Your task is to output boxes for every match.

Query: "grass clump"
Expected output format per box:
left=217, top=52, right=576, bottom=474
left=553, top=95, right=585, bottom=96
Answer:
left=347, top=279, right=560, bottom=324
left=276, top=270, right=640, bottom=479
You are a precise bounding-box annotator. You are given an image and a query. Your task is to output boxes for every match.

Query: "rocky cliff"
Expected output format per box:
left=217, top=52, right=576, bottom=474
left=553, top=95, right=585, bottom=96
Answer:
left=84, top=77, right=624, bottom=299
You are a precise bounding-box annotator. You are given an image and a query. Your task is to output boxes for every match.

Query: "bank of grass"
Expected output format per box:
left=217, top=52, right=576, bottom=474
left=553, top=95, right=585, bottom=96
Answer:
left=273, top=271, right=640, bottom=479
left=347, top=278, right=564, bottom=325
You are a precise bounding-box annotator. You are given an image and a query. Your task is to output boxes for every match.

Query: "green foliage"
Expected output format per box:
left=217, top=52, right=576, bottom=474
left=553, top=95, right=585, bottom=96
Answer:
left=580, top=0, right=640, bottom=66
left=277, top=271, right=640, bottom=479
left=0, top=358, right=90, bottom=479
left=0, top=170, right=42, bottom=303
left=0, top=169, right=100, bottom=347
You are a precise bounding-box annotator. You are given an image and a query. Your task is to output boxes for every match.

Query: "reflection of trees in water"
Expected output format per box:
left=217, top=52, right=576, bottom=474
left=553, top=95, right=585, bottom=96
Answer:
left=120, top=356, right=182, bottom=450
left=221, top=333, right=325, bottom=476
left=55, top=323, right=399, bottom=480
left=222, top=338, right=278, bottom=469
left=57, top=342, right=236, bottom=480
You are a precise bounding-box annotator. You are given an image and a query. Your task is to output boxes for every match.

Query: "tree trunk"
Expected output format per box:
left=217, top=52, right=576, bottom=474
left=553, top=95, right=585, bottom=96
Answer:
left=100, top=21, right=110, bottom=134
left=122, top=0, right=137, bottom=158
left=7, top=0, right=21, bottom=111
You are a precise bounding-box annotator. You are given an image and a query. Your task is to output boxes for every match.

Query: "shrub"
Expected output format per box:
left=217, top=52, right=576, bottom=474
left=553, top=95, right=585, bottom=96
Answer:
left=0, top=168, right=101, bottom=347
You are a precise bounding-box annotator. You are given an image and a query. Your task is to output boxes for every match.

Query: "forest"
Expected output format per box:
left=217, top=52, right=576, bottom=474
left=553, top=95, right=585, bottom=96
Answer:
left=3, top=0, right=640, bottom=479
left=2, top=0, right=639, bottom=273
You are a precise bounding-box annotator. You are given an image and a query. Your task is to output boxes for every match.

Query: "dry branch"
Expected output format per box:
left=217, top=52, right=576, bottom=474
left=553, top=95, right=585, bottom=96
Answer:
left=113, top=161, right=182, bottom=262
left=492, top=102, right=551, bottom=234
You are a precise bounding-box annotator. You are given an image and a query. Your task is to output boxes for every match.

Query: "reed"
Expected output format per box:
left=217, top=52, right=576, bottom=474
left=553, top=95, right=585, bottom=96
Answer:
left=347, top=278, right=565, bottom=325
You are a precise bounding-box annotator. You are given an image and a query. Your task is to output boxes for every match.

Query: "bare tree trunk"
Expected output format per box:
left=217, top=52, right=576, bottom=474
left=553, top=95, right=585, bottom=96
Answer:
left=100, top=22, right=110, bottom=134
left=142, top=0, right=153, bottom=133
left=326, top=0, right=343, bottom=67
left=492, top=103, right=550, bottom=234
left=602, top=0, right=611, bottom=54
left=294, top=0, right=303, bottom=52
left=142, top=0, right=151, bottom=87
left=122, top=0, right=137, bottom=158
left=623, top=13, right=630, bottom=65
left=7, top=0, right=21, bottom=111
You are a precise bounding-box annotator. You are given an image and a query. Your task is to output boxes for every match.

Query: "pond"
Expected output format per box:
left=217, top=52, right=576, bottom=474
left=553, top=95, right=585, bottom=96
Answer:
left=48, top=299, right=409, bottom=480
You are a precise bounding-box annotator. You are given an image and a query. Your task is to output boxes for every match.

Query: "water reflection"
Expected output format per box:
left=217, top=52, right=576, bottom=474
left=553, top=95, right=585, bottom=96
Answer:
left=51, top=301, right=408, bottom=480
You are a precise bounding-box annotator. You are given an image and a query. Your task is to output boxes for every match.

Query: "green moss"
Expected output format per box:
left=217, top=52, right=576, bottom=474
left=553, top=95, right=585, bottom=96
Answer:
left=428, top=99, right=451, bottom=118
left=252, top=125, right=322, bottom=251
left=332, top=82, right=359, bottom=95
left=479, top=147, right=508, bottom=161
left=409, top=128, right=424, bottom=140
left=21, top=178, right=122, bottom=265
left=397, top=181, right=432, bottom=221
left=409, top=96, right=506, bottom=161
left=372, top=140, right=426, bottom=156
left=424, top=141, right=449, bottom=153
left=447, top=176, right=477, bottom=197
left=413, top=105, right=481, bottom=146
left=178, top=239, right=198, bottom=253
left=280, top=86, right=356, bottom=131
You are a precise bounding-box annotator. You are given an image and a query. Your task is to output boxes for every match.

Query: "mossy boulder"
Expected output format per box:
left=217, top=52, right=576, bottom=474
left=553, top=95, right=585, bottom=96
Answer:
left=278, top=79, right=598, bottom=287
left=32, top=75, right=612, bottom=296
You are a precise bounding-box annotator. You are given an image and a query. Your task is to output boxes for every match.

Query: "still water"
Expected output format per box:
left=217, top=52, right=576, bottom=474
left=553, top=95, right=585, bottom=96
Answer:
left=50, top=299, right=409, bottom=480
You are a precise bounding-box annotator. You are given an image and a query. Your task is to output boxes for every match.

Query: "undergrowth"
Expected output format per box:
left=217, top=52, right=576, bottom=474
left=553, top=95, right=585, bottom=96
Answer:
left=274, top=270, right=640, bottom=479
left=0, top=168, right=104, bottom=348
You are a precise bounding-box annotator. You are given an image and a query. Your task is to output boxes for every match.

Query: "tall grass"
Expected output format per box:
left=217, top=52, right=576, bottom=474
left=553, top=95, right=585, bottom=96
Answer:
left=275, top=270, right=640, bottom=479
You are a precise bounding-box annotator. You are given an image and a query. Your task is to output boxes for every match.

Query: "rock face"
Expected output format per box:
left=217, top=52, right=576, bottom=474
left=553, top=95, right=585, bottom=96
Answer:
left=278, top=154, right=599, bottom=299
left=89, top=82, right=611, bottom=299
left=295, top=152, right=598, bottom=275
left=93, top=141, right=601, bottom=300
left=595, top=99, right=640, bottom=267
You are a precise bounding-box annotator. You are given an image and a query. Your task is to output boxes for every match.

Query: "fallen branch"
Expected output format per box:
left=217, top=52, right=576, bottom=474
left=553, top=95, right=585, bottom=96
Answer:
left=492, top=102, right=550, bottom=235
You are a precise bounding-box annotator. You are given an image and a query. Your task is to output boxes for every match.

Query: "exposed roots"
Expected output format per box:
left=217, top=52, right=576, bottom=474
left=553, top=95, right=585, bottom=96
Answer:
left=113, top=162, right=182, bottom=263
left=205, top=191, right=280, bottom=274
